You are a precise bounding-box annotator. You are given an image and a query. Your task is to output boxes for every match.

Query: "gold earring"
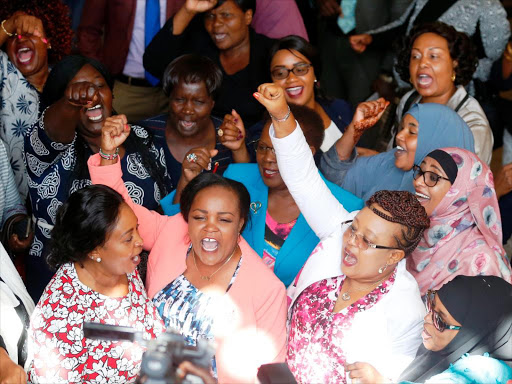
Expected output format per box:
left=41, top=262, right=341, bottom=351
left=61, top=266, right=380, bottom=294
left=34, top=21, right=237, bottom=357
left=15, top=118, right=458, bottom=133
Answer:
left=409, top=77, right=413, bottom=83
left=451, top=73, right=456, bottom=82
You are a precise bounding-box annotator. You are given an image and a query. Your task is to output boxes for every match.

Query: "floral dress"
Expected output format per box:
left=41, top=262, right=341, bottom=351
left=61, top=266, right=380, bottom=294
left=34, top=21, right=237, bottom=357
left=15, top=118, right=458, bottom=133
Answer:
left=0, top=51, right=40, bottom=200
left=27, top=263, right=164, bottom=383
left=287, top=272, right=396, bottom=384
left=152, top=253, right=242, bottom=378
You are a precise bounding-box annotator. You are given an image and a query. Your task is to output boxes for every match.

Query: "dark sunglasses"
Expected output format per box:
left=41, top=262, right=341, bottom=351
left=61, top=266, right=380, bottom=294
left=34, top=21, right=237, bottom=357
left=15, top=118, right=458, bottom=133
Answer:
left=426, top=290, right=461, bottom=332
left=413, top=165, right=451, bottom=187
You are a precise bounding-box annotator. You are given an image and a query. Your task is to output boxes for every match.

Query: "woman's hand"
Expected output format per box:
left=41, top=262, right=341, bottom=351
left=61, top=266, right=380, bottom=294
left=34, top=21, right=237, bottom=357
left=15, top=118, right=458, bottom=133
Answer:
left=345, top=362, right=390, bottom=384
left=349, top=34, right=372, bottom=53
left=3, top=12, right=45, bottom=39
left=101, top=115, right=130, bottom=157
left=350, top=98, right=389, bottom=141
left=0, top=348, right=26, bottom=384
left=65, top=82, right=101, bottom=109
left=317, top=0, right=342, bottom=17
left=219, top=110, right=250, bottom=163
left=173, top=147, right=218, bottom=204
left=495, top=163, right=512, bottom=199
left=253, top=83, right=289, bottom=120
left=184, top=0, right=218, bottom=14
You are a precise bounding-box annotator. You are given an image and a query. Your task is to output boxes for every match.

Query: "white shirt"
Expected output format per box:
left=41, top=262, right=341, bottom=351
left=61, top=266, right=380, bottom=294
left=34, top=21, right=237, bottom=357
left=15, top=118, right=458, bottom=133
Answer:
left=320, top=120, right=343, bottom=153
left=123, top=0, right=167, bottom=78
left=270, top=123, right=426, bottom=380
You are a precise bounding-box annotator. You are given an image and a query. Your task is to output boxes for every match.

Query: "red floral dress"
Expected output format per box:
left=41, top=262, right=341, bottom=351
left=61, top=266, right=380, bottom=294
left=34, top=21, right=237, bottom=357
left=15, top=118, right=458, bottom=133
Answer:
left=287, top=272, right=396, bottom=384
left=27, top=263, right=164, bottom=383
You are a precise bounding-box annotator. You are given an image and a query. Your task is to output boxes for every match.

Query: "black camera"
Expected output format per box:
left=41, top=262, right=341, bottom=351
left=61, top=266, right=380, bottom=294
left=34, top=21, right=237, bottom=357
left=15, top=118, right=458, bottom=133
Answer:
left=83, top=322, right=214, bottom=384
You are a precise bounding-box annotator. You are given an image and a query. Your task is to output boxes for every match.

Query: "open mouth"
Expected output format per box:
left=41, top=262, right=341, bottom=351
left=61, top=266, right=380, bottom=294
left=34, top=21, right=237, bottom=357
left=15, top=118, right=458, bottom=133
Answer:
left=262, top=168, right=279, bottom=178
left=85, top=104, right=103, bottom=122
left=343, top=248, right=358, bottom=267
left=285, top=86, right=303, bottom=98
left=395, top=145, right=407, bottom=158
left=416, top=74, right=433, bottom=88
left=179, top=120, right=196, bottom=130
left=201, top=238, right=218, bottom=252
left=415, top=191, right=430, bottom=203
left=213, top=33, right=227, bottom=42
left=16, top=47, right=34, bottom=64
left=422, top=327, right=432, bottom=341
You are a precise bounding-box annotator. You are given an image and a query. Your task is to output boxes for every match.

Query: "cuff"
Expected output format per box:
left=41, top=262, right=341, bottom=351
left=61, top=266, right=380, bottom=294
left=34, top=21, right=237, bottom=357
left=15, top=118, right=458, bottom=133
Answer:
left=87, top=153, right=123, bottom=186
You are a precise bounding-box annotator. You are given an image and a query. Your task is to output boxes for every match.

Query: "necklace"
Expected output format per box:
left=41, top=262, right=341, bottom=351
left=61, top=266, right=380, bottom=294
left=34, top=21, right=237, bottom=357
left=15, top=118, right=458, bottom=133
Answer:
left=340, top=276, right=387, bottom=301
left=192, top=247, right=237, bottom=281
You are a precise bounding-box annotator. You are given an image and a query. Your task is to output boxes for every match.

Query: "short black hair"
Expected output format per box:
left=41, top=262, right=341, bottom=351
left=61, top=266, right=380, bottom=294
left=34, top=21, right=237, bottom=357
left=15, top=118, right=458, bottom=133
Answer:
left=162, top=54, right=223, bottom=99
left=396, top=22, right=478, bottom=86
left=180, top=173, right=250, bottom=232
left=42, top=55, right=114, bottom=107
left=263, top=103, right=324, bottom=152
left=47, top=185, right=125, bottom=269
left=214, top=0, right=256, bottom=13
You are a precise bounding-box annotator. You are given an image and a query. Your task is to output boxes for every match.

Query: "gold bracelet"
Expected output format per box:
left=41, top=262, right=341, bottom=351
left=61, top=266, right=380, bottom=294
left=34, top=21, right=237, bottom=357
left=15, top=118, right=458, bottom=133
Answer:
left=1, top=20, right=13, bottom=37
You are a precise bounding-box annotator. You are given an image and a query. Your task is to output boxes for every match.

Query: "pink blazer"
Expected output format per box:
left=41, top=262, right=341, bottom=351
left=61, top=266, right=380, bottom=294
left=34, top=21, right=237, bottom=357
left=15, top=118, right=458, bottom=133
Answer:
left=88, top=155, right=287, bottom=383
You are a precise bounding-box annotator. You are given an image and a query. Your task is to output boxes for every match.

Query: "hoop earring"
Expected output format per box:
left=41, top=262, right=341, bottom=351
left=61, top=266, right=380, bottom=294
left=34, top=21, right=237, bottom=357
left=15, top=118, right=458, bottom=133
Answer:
left=378, top=264, right=388, bottom=274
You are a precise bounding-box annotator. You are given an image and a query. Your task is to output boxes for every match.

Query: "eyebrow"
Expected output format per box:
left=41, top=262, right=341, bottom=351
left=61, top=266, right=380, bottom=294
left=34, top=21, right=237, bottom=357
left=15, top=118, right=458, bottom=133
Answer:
left=408, top=121, right=418, bottom=127
left=192, top=209, right=235, bottom=217
left=121, top=228, right=134, bottom=238
left=430, top=164, right=445, bottom=174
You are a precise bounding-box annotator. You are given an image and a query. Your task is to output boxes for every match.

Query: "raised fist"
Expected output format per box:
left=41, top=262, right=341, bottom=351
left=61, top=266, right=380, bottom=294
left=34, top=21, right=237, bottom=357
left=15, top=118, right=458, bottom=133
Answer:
left=253, top=83, right=289, bottom=121
left=65, top=82, right=101, bottom=108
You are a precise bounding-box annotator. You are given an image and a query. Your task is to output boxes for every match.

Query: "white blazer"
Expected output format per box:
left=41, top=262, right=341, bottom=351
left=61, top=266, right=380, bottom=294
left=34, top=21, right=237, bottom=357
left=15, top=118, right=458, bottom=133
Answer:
left=270, top=123, right=426, bottom=380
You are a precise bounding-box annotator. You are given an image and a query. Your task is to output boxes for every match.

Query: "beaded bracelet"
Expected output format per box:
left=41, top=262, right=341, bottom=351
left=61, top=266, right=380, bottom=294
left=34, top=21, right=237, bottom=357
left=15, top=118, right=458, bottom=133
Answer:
left=99, top=147, right=119, bottom=161
left=1, top=20, right=14, bottom=37
left=269, top=105, right=291, bottom=122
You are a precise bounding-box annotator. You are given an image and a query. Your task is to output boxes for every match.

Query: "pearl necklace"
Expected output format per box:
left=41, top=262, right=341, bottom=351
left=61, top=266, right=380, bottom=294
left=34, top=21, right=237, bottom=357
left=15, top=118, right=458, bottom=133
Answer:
left=340, top=276, right=387, bottom=301
left=192, top=248, right=236, bottom=281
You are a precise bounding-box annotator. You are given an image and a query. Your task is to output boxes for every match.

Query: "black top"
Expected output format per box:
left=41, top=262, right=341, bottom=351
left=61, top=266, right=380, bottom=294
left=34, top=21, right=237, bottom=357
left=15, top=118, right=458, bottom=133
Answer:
left=143, top=16, right=274, bottom=129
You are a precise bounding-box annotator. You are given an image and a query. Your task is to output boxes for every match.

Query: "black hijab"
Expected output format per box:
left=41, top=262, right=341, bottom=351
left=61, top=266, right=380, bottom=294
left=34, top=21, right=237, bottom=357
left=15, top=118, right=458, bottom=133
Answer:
left=399, top=275, right=512, bottom=382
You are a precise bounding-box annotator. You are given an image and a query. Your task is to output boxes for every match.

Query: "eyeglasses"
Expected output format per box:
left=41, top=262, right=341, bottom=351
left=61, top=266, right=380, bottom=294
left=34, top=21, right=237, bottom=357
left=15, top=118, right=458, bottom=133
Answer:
left=426, top=290, right=462, bottom=332
left=271, top=63, right=312, bottom=80
left=342, top=220, right=399, bottom=251
left=412, top=165, right=451, bottom=187
left=254, top=141, right=275, bottom=155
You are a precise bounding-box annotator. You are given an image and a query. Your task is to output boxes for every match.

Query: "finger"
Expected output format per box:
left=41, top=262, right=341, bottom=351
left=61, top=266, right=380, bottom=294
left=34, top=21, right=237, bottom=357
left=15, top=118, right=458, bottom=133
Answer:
left=209, top=149, right=218, bottom=158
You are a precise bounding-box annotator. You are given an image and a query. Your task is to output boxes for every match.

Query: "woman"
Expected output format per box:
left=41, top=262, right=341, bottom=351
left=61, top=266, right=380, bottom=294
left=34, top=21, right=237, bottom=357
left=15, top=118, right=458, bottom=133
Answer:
left=143, top=0, right=273, bottom=131
left=346, top=275, right=512, bottom=383
left=161, top=104, right=364, bottom=287
left=393, top=22, right=493, bottom=164
left=408, top=147, right=512, bottom=295
left=320, top=98, right=475, bottom=201
left=141, top=54, right=249, bottom=189
left=87, top=115, right=287, bottom=383
left=0, top=3, right=72, bottom=199
left=254, top=84, right=429, bottom=382
left=0, top=243, right=34, bottom=384
left=24, top=55, right=172, bottom=301
left=27, top=185, right=164, bottom=383
left=349, top=0, right=509, bottom=84
left=268, top=35, right=353, bottom=153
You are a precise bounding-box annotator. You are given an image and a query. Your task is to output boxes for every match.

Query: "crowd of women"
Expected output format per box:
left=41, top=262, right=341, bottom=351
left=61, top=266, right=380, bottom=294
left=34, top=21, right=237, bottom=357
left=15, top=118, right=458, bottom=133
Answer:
left=0, top=0, right=511, bottom=383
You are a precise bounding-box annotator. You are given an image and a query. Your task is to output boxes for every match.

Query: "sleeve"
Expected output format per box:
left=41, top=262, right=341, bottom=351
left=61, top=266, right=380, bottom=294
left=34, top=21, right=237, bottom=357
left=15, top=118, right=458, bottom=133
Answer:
left=250, top=0, right=308, bottom=40
left=88, top=154, right=174, bottom=251
left=159, top=190, right=181, bottom=216
left=319, top=144, right=358, bottom=188
left=0, top=140, right=26, bottom=227
left=473, top=0, right=511, bottom=81
left=143, top=16, right=207, bottom=80
left=23, top=110, right=74, bottom=182
left=459, top=101, right=493, bottom=165
left=270, top=123, right=351, bottom=239
left=76, top=0, right=107, bottom=61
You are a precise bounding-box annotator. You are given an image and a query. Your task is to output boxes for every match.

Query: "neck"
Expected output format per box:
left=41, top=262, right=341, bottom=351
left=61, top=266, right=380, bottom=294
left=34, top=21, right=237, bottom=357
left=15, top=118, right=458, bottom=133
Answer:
left=78, top=260, right=125, bottom=292
left=26, top=66, right=49, bottom=92
left=345, top=267, right=395, bottom=291
left=84, top=136, right=103, bottom=153
left=220, top=33, right=250, bottom=60
left=421, top=85, right=457, bottom=105
left=268, top=184, right=294, bottom=200
left=166, top=120, right=214, bottom=146
left=192, top=246, right=238, bottom=275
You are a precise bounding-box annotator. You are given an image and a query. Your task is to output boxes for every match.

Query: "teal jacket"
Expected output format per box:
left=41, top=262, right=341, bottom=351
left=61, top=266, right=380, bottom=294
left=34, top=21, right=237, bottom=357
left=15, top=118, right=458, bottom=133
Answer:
left=160, top=163, right=363, bottom=287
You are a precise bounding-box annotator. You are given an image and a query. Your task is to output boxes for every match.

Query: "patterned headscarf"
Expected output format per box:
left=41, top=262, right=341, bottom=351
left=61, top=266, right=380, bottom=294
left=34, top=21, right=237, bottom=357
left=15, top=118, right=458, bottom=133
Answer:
left=408, top=148, right=512, bottom=295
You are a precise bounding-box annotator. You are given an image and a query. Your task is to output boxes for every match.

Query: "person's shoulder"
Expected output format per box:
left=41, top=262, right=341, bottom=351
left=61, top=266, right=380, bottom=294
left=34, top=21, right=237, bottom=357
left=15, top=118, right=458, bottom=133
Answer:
left=322, top=173, right=364, bottom=211
left=224, top=163, right=260, bottom=183
left=240, top=242, right=285, bottom=290
left=251, top=29, right=275, bottom=49
left=136, top=114, right=168, bottom=136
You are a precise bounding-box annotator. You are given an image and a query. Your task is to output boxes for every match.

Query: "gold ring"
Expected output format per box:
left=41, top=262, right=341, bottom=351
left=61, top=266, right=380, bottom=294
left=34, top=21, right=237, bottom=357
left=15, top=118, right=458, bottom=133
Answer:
left=218, top=128, right=223, bottom=137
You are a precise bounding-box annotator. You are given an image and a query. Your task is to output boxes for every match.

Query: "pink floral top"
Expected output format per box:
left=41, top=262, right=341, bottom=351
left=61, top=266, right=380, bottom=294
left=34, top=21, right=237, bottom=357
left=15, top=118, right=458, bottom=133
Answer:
left=287, top=272, right=396, bottom=383
left=27, top=263, right=164, bottom=384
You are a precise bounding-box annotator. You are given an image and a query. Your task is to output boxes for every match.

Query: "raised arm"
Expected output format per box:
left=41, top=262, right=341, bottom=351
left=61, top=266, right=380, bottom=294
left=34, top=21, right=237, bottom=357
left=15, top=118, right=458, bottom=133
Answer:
left=88, top=116, right=173, bottom=250
left=76, top=0, right=107, bottom=61
left=253, top=84, right=354, bottom=239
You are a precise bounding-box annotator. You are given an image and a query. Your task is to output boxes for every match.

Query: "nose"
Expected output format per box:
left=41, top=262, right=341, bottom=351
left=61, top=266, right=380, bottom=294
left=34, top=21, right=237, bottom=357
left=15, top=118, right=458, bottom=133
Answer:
left=262, top=148, right=276, bottom=162
left=423, top=310, right=433, bottom=324
left=204, top=217, right=219, bottom=233
left=418, top=55, right=429, bottom=68
left=213, top=14, right=223, bottom=28
left=183, top=100, right=194, bottom=115
left=134, top=231, right=144, bottom=248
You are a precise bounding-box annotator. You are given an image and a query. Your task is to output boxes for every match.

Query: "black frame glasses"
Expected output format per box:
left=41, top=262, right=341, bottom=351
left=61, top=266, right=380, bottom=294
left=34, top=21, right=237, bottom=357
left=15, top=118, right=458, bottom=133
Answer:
left=341, top=220, right=400, bottom=251
left=426, top=290, right=462, bottom=332
left=412, top=165, right=451, bottom=187
left=271, top=63, right=312, bottom=80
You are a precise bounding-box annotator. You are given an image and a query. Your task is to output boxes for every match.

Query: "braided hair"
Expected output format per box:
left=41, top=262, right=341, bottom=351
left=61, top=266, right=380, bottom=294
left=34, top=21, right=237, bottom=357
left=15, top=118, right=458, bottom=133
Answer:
left=366, top=190, right=430, bottom=255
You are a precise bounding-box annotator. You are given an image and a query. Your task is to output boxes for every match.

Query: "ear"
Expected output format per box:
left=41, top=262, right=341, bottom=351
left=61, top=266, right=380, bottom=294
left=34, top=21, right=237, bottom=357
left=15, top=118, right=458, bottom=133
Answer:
left=387, top=249, right=405, bottom=265
left=309, top=145, right=316, bottom=156
left=452, top=60, right=458, bottom=69
left=88, top=249, right=101, bottom=261
left=244, top=9, right=253, bottom=26
left=238, top=218, right=245, bottom=233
